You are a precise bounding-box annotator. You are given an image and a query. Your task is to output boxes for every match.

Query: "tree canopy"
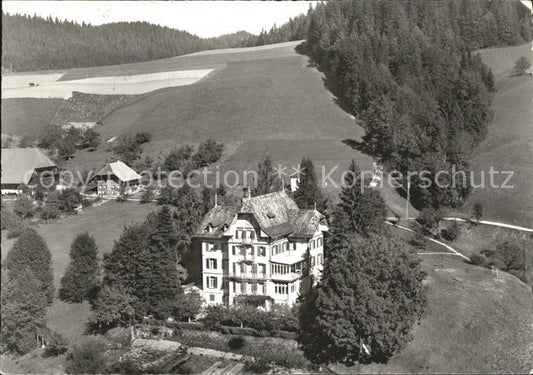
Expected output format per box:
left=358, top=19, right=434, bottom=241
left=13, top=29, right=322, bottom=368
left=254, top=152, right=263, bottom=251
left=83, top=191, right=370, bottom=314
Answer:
left=298, top=234, right=426, bottom=364
left=59, top=232, right=100, bottom=303
left=5, top=228, right=55, bottom=304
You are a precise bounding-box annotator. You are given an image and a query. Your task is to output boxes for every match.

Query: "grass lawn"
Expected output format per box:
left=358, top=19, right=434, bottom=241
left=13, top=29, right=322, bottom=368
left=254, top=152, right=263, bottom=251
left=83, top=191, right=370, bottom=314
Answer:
left=1, top=200, right=157, bottom=344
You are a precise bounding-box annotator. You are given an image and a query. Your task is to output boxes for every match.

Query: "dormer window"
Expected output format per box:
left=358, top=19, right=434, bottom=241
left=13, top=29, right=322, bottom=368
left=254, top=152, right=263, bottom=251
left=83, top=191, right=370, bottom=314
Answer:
left=267, top=212, right=276, bottom=219
left=206, top=224, right=213, bottom=233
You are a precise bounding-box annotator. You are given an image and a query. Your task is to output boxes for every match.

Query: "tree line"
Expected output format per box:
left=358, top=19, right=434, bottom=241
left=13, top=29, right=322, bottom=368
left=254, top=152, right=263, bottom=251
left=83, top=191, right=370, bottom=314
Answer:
left=1, top=11, right=311, bottom=72
left=304, top=0, right=531, bottom=210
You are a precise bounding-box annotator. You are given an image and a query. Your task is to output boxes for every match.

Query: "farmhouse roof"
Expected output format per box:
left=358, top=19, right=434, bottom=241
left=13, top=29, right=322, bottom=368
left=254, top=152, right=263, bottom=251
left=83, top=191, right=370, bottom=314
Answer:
left=95, top=160, right=141, bottom=182
left=195, top=190, right=327, bottom=239
left=1, top=148, right=56, bottom=185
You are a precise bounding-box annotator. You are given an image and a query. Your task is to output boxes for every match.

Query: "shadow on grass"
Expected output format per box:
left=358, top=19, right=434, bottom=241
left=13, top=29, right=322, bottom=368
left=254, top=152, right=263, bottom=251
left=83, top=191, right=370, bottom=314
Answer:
left=294, top=41, right=354, bottom=116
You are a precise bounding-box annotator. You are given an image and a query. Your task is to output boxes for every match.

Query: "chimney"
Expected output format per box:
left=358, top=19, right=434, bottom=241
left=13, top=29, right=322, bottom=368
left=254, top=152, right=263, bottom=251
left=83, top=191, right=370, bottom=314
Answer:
left=242, top=186, right=251, bottom=203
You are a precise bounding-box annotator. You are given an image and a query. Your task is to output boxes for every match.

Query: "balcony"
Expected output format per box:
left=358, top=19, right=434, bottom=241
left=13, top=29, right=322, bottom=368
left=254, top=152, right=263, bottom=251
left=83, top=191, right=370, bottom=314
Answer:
left=228, top=272, right=267, bottom=280
left=270, top=272, right=302, bottom=281
left=238, top=236, right=254, bottom=245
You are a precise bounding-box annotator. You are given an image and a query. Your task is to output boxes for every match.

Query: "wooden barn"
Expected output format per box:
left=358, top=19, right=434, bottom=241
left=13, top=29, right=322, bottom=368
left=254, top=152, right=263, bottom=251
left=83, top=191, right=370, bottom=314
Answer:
left=93, top=160, right=142, bottom=196
left=1, top=148, right=58, bottom=194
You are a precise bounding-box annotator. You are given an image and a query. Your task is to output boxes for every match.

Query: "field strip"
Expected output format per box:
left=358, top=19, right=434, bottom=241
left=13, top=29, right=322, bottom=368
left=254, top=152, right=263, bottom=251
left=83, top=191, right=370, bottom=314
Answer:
left=1, top=69, right=213, bottom=99
left=385, top=221, right=471, bottom=261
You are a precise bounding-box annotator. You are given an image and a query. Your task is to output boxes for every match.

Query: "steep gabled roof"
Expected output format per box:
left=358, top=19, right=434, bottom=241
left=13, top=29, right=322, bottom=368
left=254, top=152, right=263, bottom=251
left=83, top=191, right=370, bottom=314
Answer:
left=196, top=205, right=240, bottom=238
left=95, top=160, right=141, bottom=182
left=240, top=191, right=298, bottom=229
left=1, top=148, right=56, bottom=185
left=288, top=209, right=326, bottom=238
left=195, top=190, right=328, bottom=240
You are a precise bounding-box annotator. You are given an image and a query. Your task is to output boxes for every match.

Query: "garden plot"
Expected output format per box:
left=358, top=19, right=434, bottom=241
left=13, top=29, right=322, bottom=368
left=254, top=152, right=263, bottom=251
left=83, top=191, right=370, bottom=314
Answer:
left=1, top=69, right=213, bottom=99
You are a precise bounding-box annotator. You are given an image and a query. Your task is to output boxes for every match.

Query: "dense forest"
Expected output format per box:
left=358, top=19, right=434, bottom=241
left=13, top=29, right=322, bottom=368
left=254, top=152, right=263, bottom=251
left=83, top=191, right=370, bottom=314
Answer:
left=1, top=12, right=310, bottom=72
left=305, top=0, right=531, bottom=209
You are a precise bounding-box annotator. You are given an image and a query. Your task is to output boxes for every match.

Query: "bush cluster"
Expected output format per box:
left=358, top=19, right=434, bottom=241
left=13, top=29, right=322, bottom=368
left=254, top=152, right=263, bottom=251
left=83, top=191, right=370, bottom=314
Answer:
left=204, top=304, right=298, bottom=335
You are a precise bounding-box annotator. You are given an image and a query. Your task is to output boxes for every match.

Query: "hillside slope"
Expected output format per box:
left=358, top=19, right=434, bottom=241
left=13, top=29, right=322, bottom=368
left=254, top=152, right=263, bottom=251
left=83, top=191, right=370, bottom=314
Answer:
left=459, top=43, right=533, bottom=227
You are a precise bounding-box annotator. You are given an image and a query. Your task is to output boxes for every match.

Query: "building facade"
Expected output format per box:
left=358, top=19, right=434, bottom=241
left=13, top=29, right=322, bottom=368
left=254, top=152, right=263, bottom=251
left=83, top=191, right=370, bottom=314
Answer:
left=194, top=189, right=328, bottom=306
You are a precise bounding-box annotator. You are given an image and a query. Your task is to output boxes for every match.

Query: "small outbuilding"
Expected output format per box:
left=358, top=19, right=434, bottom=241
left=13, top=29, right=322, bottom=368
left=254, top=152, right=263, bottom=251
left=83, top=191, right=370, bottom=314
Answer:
left=93, top=160, right=141, bottom=196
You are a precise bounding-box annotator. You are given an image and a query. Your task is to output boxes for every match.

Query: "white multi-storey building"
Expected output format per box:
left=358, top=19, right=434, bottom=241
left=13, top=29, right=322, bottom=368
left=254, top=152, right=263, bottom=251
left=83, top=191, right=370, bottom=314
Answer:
left=193, top=189, right=328, bottom=306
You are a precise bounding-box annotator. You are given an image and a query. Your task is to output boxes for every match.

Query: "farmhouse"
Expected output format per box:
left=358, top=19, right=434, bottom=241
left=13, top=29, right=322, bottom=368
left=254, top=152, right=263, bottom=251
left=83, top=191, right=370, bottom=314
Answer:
left=93, top=160, right=142, bottom=196
left=1, top=148, right=58, bottom=194
left=194, top=188, right=328, bottom=307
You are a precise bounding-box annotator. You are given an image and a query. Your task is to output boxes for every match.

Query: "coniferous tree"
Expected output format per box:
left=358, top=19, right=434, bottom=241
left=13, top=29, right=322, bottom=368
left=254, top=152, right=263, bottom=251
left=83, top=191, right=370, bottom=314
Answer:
left=337, top=161, right=387, bottom=236
left=102, top=223, right=152, bottom=317
left=293, top=157, right=327, bottom=212
left=59, top=232, right=100, bottom=303
left=253, top=154, right=282, bottom=196
left=146, top=206, right=183, bottom=319
left=298, top=234, right=426, bottom=365
left=1, top=267, right=48, bottom=355
left=5, top=228, right=55, bottom=304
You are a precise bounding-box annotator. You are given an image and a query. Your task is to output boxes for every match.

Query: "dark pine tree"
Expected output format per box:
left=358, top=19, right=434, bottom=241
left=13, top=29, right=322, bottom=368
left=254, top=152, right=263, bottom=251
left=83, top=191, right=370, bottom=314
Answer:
left=1, top=267, right=48, bottom=355
left=5, top=228, right=55, bottom=304
left=293, top=157, right=327, bottom=212
left=146, top=206, right=183, bottom=319
left=102, top=223, right=152, bottom=317
left=337, top=161, right=387, bottom=236
left=252, top=154, right=282, bottom=196
left=298, top=234, right=426, bottom=365
left=59, top=232, right=100, bottom=303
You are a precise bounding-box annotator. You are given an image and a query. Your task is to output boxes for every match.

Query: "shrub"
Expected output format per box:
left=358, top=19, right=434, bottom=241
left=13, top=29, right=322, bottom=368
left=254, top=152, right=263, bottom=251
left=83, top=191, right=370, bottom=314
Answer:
left=472, top=202, right=483, bottom=221
left=82, top=198, right=93, bottom=208
left=441, top=222, right=460, bottom=242
left=416, top=208, right=442, bottom=232
left=514, top=56, right=531, bottom=76
left=134, top=131, right=152, bottom=145
left=228, top=336, right=246, bottom=350
left=40, top=202, right=60, bottom=221
left=140, top=188, right=155, bottom=204
left=1, top=210, right=23, bottom=231
left=43, top=331, right=68, bottom=357
left=14, top=195, right=34, bottom=218
left=65, top=340, right=108, bottom=374
left=469, top=253, right=486, bottom=266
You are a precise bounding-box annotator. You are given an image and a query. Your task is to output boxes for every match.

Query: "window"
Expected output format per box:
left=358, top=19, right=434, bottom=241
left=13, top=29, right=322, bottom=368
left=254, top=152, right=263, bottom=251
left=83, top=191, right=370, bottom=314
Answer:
left=258, top=263, right=266, bottom=275
left=272, top=264, right=289, bottom=275
left=233, top=281, right=241, bottom=293
left=291, top=283, right=296, bottom=293
left=232, top=246, right=237, bottom=255
left=206, top=258, right=217, bottom=270
left=209, top=294, right=215, bottom=302
left=317, top=253, right=323, bottom=265
left=252, top=282, right=257, bottom=294
left=257, top=282, right=265, bottom=294
left=274, top=282, right=288, bottom=294
left=273, top=245, right=278, bottom=255
left=318, top=237, right=323, bottom=247
left=258, top=247, right=266, bottom=256
left=207, top=276, right=218, bottom=289
left=284, top=242, right=289, bottom=251
left=247, top=247, right=254, bottom=256
left=235, top=230, right=240, bottom=239
left=311, top=256, right=316, bottom=267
